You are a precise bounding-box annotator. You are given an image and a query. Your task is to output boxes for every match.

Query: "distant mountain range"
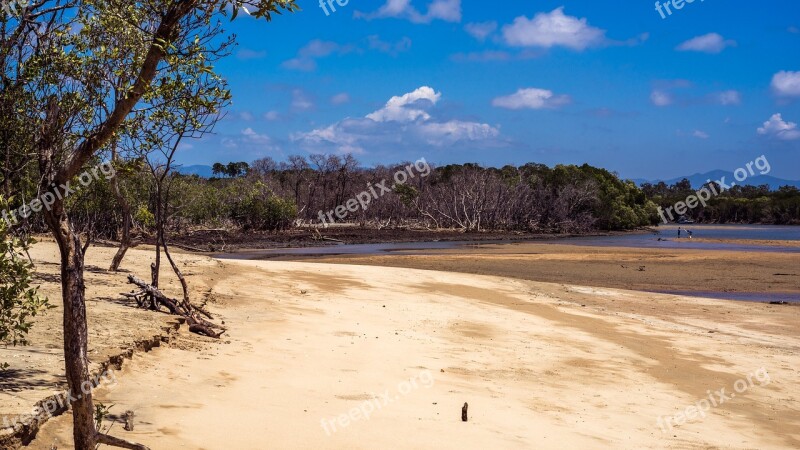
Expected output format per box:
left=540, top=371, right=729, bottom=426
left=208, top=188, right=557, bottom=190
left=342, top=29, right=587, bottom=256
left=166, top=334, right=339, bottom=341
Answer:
left=630, top=170, right=800, bottom=190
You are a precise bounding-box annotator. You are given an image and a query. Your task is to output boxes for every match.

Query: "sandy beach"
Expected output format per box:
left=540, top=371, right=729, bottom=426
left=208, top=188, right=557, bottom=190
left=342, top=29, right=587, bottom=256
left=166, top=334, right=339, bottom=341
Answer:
left=3, top=239, right=799, bottom=449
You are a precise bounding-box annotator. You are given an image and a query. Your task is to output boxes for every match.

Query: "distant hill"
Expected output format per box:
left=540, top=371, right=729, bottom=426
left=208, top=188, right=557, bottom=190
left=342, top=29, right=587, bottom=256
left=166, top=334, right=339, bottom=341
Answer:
left=178, top=165, right=214, bottom=178
left=632, top=170, right=800, bottom=190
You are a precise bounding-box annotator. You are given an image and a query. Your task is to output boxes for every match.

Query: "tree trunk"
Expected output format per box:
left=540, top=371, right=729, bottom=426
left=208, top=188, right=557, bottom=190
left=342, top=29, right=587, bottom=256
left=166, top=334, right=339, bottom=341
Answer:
left=160, top=180, right=189, bottom=308
left=152, top=187, right=162, bottom=289
left=44, top=203, right=98, bottom=449
left=39, top=98, right=99, bottom=449
left=42, top=172, right=153, bottom=450
left=162, top=241, right=190, bottom=309
left=109, top=148, right=132, bottom=271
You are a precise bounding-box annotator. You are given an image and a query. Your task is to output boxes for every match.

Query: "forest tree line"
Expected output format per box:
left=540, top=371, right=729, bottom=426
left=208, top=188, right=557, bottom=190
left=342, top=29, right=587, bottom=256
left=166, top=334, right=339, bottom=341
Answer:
left=5, top=154, right=799, bottom=245
left=5, top=153, right=658, bottom=239
left=642, top=179, right=800, bottom=225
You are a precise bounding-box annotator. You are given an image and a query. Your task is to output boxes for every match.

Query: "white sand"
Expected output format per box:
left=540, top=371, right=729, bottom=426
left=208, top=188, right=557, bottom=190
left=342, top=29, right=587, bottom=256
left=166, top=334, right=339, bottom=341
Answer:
left=30, top=258, right=800, bottom=449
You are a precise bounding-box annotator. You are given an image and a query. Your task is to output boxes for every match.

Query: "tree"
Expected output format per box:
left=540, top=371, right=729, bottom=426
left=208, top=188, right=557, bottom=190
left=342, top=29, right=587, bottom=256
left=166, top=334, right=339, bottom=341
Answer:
left=4, top=1, right=299, bottom=448
left=130, top=46, right=231, bottom=315
left=225, top=161, right=249, bottom=177
left=212, top=162, right=226, bottom=178
left=108, top=150, right=139, bottom=271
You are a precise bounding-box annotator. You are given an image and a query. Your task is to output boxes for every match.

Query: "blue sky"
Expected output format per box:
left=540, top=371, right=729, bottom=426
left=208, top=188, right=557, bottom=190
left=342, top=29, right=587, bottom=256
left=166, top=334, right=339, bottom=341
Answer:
left=178, top=0, right=800, bottom=180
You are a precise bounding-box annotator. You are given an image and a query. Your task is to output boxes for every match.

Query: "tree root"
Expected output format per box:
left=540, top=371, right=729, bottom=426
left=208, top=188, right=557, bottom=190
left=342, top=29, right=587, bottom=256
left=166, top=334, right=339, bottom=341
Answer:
left=124, top=275, right=225, bottom=338
left=96, top=432, right=150, bottom=450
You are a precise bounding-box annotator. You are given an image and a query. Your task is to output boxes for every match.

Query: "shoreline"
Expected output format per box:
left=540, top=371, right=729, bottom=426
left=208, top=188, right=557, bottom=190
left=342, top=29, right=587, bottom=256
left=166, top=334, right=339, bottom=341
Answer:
left=153, top=227, right=656, bottom=253
left=284, top=241, right=800, bottom=302
left=129, top=223, right=800, bottom=254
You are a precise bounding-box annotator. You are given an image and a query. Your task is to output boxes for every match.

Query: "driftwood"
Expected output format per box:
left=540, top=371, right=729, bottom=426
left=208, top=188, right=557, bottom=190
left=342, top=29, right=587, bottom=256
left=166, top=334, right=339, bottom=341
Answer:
left=189, top=228, right=229, bottom=234
left=312, top=228, right=344, bottom=244
left=170, top=243, right=209, bottom=253
left=124, top=275, right=225, bottom=338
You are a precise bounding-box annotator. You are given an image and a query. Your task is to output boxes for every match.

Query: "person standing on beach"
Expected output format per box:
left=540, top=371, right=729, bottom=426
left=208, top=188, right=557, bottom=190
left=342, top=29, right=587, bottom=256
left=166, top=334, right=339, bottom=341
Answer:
left=687, top=230, right=693, bottom=239
left=678, top=227, right=682, bottom=238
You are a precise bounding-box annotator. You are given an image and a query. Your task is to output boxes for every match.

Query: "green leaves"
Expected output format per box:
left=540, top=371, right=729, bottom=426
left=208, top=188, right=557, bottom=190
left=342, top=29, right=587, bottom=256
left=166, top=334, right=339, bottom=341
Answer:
left=225, top=0, right=300, bottom=21
left=0, top=197, right=52, bottom=352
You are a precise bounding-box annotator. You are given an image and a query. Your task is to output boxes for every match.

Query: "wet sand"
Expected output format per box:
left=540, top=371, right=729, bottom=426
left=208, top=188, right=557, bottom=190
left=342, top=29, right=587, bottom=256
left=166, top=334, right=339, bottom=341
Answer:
left=688, top=238, right=800, bottom=248
left=295, top=242, right=800, bottom=298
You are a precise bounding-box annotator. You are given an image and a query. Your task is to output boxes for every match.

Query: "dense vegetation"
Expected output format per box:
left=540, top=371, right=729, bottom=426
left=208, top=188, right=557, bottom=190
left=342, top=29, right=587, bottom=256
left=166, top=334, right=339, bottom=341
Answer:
left=1, top=155, right=662, bottom=239
left=643, top=180, right=800, bottom=225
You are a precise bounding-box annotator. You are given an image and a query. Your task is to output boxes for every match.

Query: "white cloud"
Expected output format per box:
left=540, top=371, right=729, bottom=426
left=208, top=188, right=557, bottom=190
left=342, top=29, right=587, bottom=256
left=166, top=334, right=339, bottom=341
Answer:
left=425, top=0, right=461, bottom=22
left=282, top=40, right=343, bottom=71
left=286, top=40, right=352, bottom=71
left=757, top=113, right=800, bottom=140
left=464, top=21, right=498, bottom=41
left=291, top=89, right=314, bottom=111
left=292, top=86, right=501, bottom=154
left=356, top=0, right=461, bottom=24
left=501, top=7, right=606, bottom=50
left=676, top=33, right=736, bottom=53
left=771, top=71, right=800, bottom=97
left=622, top=32, right=650, bottom=47
left=650, top=90, right=673, bottom=106
left=283, top=36, right=410, bottom=72
left=366, top=86, right=441, bottom=122
left=713, top=90, right=742, bottom=105
left=367, top=35, right=413, bottom=55
left=417, top=120, right=499, bottom=146
left=296, top=121, right=366, bottom=154
left=222, top=128, right=279, bottom=152
left=264, top=111, right=280, bottom=121
left=692, top=130, right=710, bottom=139
left=241, top=128, right=272, bottom=144
left=491, top=88, right=571, bottom=110
left=331, top=93, right=351, bottom=105
left=649, top=83, right=739, bottom=107
left=359, top=0, right=411, bottom=19
left=236, top=49, right=267, bottom=60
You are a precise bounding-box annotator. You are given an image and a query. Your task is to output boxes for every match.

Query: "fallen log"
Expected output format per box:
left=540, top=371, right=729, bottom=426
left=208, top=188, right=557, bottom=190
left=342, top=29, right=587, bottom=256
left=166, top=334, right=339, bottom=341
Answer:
left=313, top=228, right=345, bottom=244
left=125, top=275, right=225, bottom=338
left=170, top=243, right=210, bottom=253
left=190, top=228, right=229, bottom=234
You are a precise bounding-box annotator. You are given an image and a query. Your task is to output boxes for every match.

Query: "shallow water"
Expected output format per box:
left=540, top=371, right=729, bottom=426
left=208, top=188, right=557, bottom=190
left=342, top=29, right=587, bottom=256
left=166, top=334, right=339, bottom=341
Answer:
left=216, top=224, right=800, bottom=260
left=215, top=240, right=502, bottom=259
left=550, top=224, right=800, bottom=253
left=651, top=290, right=799, bottom=304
